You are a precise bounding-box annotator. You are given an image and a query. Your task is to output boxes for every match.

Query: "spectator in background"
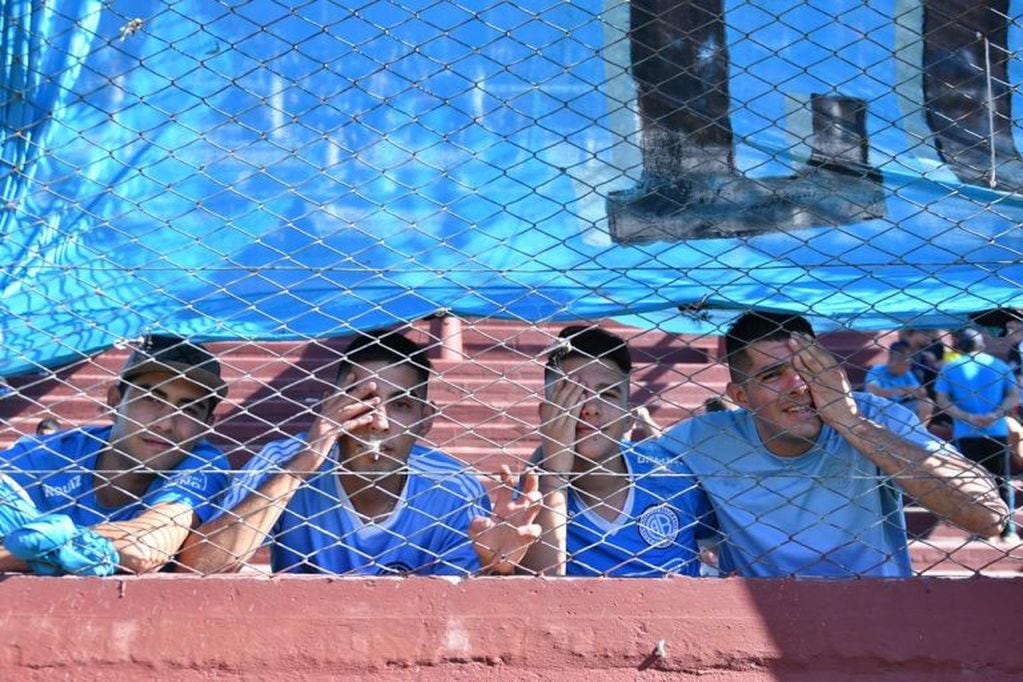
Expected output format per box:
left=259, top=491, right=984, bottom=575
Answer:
left=177, top=329, right=542, bottom=576
left=1003, top=311, right=1023, bottom=383
left=902, top=327, right=952, bottom=438
left=1001, top=312, right=1023, bottom=474
left=0, top=335, right=230, bottom=575
left=35, top=418, right=61, bottom=438
left=864, top=341, right=932, bottom=425
left=523, top=325, right=712, bottom=576
left=935, top=327, right=1019, bottom=527
left=938, top=330, right=963, bottom=364
left=900, top=328, right=944, bottom=397
left=648, top=311, right=1005, bottom=578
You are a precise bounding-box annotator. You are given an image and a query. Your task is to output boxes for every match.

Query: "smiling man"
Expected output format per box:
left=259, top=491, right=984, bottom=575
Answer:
left=649, top=312, right=1007, bottom=578
left=522, top=325, right=712, bottom=577
left=0, top=335, right=229, bottom=575
left=177, top=328, right=542, bottom=576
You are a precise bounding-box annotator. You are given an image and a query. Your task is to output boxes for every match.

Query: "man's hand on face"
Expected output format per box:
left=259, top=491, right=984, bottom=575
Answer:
left=789, top=332, right=861, bottom=431
left=469, top=466, right=542, bottom=575
left=295, top=375, right=383, bottom=472
left=539, top=377, right=585, bottom=475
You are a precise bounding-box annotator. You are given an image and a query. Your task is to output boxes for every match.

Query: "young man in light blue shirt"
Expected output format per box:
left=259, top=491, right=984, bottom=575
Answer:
left=864, top=340, right=931, bottom=425
left=650, top=312, right=1006, bottom=578
left=522, top=325, right=712, bottom=577
left=935, top=327, right=1019, bottom=525
left=178, top=329, right=542, bottom=576
left=0, top=335, right=230, bottom=575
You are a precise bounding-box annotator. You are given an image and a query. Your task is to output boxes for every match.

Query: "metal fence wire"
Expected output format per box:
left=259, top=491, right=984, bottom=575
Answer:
left=0, top=1, right=1021, bottom=578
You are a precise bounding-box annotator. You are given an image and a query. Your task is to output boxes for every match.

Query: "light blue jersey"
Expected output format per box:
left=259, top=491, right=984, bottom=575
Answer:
left=864, top=364, right=922, bottom=414
left=935, top=353, right=1016, bottom=439
left=1, top=425, right=228, bottom=526
left=217, top=437, right=490, bottom=575
left=531, top=442, right=712, bottom=576
left=653, top=393, right=950, bottom=578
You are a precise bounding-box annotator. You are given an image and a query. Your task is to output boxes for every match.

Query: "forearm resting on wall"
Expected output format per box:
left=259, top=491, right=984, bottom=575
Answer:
left=175, top=472, right=304, bottom=574
left=93, top=502, right=196, bottom=574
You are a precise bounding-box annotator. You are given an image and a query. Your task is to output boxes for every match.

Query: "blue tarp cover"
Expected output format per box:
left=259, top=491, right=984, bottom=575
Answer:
left=2, top=1, right=1022, bottom=374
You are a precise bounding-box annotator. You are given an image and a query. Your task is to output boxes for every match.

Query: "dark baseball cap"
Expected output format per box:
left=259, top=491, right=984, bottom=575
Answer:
left=120, top=335, right=227, bottom=402
left=953, top=327, right=985, bottom=353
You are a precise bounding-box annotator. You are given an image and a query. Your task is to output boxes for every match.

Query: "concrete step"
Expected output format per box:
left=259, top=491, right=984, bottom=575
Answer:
left=911, top=536, right=1023, bottom=576
left=905, top=505, right=1023, bottom=576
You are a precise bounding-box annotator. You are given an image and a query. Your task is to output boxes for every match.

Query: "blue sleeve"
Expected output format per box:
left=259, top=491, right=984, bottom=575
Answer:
left=863, top=365, right=882, bottom=387
left=653, top=416, right=709, bottom=459
left=0, top=472, right=41, bottom=537
left=934, top=366, right=950, bottom=395
left=216, top=459, right=276, bottom=518
left=211, top=438, right=306, bottom=522
left=0, top=438, right=46, bottom=510
left=143, top=442, right=230, bottom=523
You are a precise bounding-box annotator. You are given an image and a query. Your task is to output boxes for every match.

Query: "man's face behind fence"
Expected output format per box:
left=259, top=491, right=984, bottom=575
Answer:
left=107, top=370, right=213, bottom=469
left=726, top=338, right=822, bottom=457
left=556, top=355, right=631, bottom=464
left=336, top=359, right=432, bottom=477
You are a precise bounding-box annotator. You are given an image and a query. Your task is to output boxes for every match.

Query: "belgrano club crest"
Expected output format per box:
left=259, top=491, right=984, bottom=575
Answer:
left=638, top=503, right=682, bottom=548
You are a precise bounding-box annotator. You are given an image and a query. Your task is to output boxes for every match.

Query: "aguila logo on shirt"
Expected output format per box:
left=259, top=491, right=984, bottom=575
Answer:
left=637, top=503, right=681, bottom=548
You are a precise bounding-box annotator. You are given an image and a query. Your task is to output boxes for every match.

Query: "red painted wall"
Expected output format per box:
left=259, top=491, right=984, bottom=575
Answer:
left=1, top=576, right=1020, bottom=679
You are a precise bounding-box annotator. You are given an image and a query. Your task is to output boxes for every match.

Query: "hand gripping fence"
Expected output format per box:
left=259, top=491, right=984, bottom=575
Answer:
left=0, top=1, right=1020, bottom=578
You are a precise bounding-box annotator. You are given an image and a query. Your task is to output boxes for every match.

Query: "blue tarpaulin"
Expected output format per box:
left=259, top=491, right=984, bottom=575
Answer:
left=2, top=0, right=1023, bottom=375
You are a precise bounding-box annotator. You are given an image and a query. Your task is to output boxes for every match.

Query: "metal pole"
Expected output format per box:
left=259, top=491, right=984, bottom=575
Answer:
left=982, top=32, right=997, bottom=188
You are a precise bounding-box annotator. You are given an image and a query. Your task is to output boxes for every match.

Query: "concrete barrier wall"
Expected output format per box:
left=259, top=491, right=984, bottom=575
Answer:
left=1, top=575, right=1020, bottom=680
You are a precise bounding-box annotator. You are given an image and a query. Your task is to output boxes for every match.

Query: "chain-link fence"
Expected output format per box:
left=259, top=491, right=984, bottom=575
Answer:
left=1, top=1, right=1021, bottom=578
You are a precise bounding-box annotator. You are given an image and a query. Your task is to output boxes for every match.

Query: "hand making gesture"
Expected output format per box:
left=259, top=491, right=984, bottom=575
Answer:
left=469, top=466, right=542, bottom=574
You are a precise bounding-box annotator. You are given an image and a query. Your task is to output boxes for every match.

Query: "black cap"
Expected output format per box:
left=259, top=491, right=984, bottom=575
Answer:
left=889, top=340, right=911, bottom=354
left=121, top=335, right=227, bottom=401
left=953, top=327, right=984, bottom=354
